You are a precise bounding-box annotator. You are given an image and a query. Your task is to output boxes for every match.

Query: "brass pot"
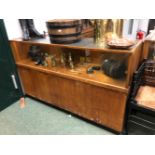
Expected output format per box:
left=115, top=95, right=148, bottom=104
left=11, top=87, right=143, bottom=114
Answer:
left=94, top=19, right=124, bottom=44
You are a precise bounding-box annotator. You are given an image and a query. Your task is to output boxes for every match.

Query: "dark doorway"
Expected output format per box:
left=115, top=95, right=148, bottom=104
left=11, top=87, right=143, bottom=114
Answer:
left=147, top=19, right=155, bottom=34
left=0, top=19, right=23, bottom=111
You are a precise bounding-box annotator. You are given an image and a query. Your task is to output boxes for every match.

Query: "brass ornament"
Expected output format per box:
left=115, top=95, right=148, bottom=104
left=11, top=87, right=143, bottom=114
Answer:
left=94, top=19, right=124, bottom=45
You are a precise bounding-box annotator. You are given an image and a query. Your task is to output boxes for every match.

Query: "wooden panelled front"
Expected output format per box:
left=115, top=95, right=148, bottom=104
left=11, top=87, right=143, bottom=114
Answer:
left=10, top=38, right=143, bottom=133
left=18, top=66, right=127, bottom=132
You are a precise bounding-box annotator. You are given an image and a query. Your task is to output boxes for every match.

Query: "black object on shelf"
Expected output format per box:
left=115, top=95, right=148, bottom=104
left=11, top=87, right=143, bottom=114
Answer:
left=26, top=19, right=44, bottom=38
left=28, top=45, right=45, bottom=66
left=101, top=59, right=126, bottom=79
left=19, top=19, right=44, bottom=41
left=92, top=66, right=101, bottom=70
left=86, top=67, right=94, bottom=74
left=86, top=65, right=101, bottom=74
left=19, top=19, right=30, bottom=41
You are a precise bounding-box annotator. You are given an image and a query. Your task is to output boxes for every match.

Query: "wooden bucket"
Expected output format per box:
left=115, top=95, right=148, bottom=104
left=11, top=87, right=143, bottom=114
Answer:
left=46, top=19, right=83, bottom=44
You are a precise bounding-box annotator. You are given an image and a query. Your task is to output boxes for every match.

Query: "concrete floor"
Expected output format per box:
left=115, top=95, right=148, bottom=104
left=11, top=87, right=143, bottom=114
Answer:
left=0, top=97, right=114, bottom=135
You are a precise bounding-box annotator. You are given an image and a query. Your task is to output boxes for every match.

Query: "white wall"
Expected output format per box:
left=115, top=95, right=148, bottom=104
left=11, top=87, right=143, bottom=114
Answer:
left=4, top=19, right=22, bottom=39
left=33, top=18, right=49, bottom=34
left=138, top=19, right=149, bottom=34
left=122, top=19, right=149, bottom=39
left=122, top=19, right=139, bottom=39
left=4, top=19, right=49, bottom=40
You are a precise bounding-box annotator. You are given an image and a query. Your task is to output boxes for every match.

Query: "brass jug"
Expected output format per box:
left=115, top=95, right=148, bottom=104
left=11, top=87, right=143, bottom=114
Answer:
left=94, top=19, right=124, bottom=44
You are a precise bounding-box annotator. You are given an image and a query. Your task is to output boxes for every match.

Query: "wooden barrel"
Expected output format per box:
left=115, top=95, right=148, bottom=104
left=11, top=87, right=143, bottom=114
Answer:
left=46, top=19, right=82, bottom=44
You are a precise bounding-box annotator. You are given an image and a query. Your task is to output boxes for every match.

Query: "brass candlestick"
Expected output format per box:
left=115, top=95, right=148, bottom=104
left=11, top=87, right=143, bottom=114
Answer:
left=68, top=52, right=74, bottom=69
left=51, top=55, right=56, bottom=67
left=60, top=51, right=66, bottom=67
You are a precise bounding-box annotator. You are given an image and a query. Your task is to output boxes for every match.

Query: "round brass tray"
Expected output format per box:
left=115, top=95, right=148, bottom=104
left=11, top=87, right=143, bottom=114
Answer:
left=107, top=38, right=135, bottom=49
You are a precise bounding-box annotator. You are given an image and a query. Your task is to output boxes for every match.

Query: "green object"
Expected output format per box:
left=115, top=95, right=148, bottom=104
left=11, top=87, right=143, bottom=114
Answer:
left=0, top=19, right=23, bottom=111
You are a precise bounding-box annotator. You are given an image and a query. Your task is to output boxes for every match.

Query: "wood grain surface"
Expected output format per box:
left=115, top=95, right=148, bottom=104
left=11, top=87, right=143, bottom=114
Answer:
left=18, top=66, right=127, bottom=132
left=10, top=38, right=143, bottom=132
left=135, top=85, right=155, bottom=110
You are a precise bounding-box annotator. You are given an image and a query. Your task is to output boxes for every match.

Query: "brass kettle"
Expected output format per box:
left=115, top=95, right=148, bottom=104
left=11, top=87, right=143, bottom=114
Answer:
left=94, top=19, right=124, bottom=43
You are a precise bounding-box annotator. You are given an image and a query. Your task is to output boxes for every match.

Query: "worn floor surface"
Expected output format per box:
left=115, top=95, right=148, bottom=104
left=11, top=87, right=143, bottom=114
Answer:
left=0, top=97, right=114, bottom=135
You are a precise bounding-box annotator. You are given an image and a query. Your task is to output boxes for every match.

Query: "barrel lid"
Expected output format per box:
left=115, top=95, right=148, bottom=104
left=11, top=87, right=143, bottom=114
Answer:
left=47, top=19, right=82, bottom=26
